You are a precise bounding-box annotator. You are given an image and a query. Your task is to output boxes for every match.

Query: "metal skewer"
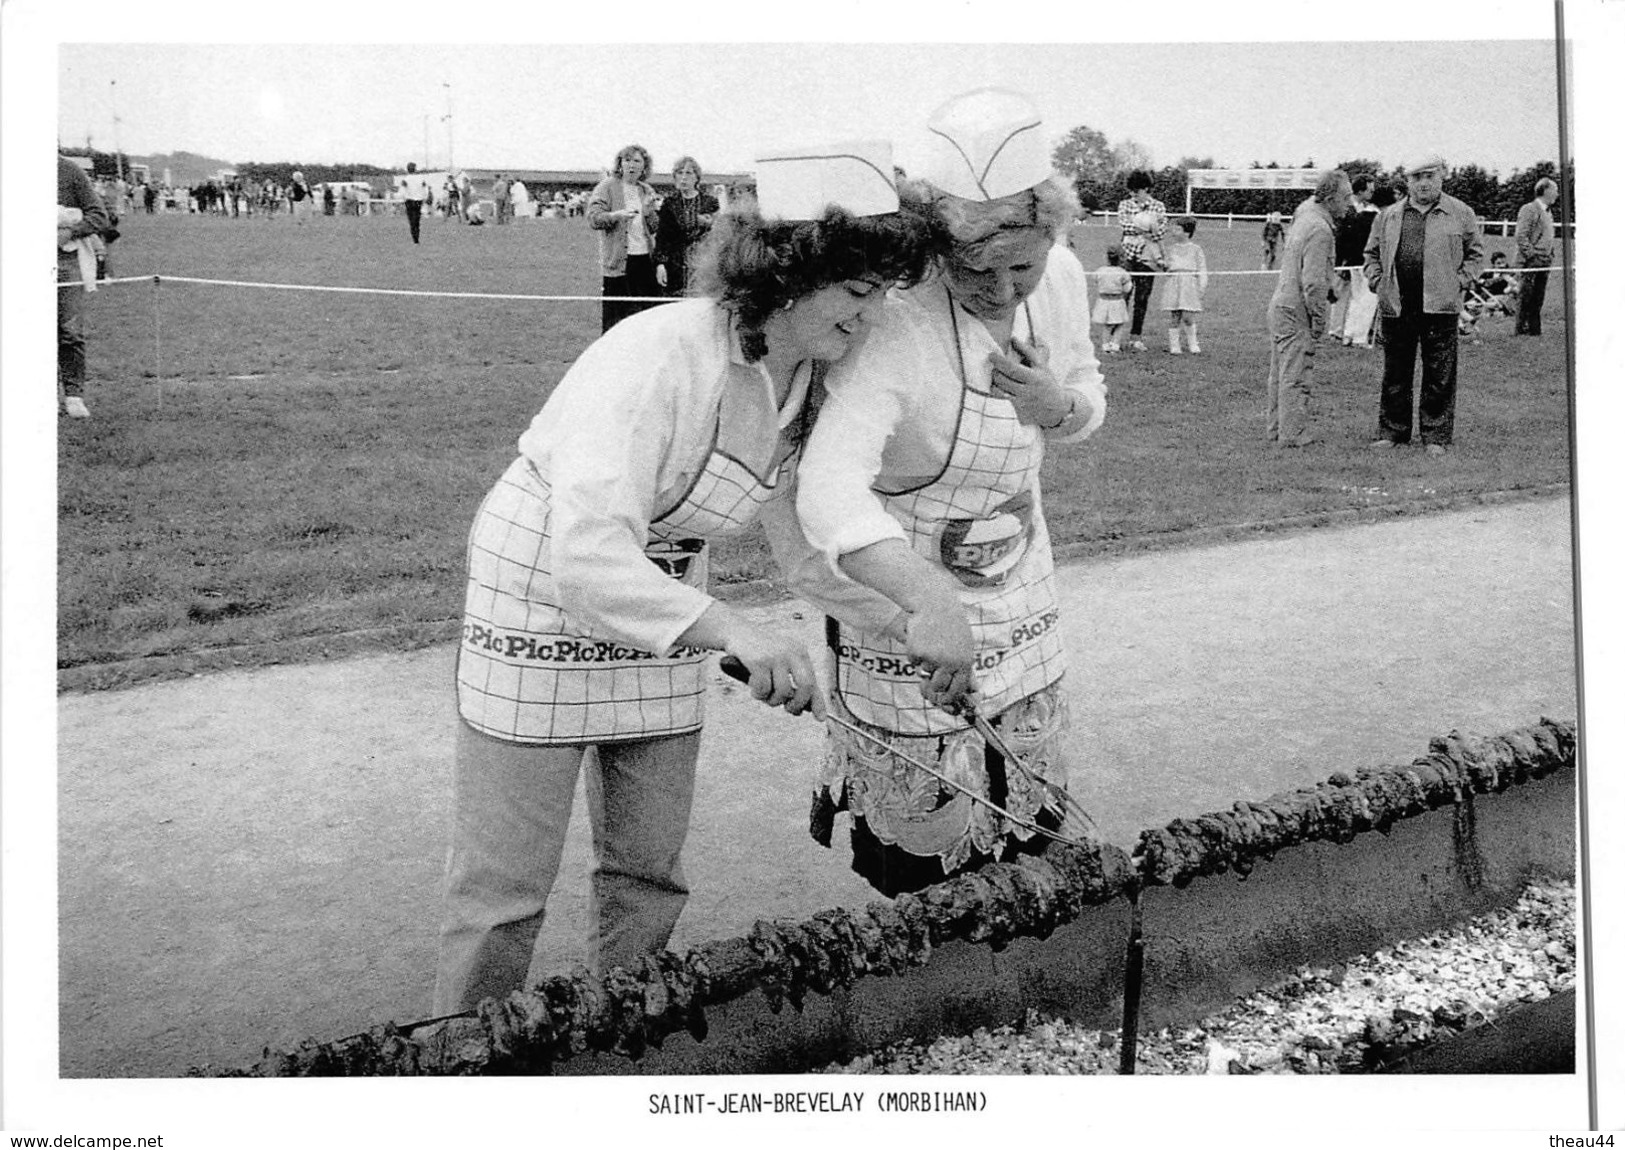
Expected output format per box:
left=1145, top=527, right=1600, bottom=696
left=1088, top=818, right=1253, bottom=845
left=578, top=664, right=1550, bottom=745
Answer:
left=719, top=655, right=1093, bottom=851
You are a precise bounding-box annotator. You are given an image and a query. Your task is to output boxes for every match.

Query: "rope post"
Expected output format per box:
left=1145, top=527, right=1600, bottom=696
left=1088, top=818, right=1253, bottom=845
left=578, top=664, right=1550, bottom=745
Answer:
left=151, top=275, right=162, bottom=412
left=1117, top=891, right=1146, bottom=1074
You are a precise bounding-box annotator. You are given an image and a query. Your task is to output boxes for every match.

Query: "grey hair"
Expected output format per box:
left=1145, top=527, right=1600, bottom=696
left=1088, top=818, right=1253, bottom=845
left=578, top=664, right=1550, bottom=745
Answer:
left=1535, top=177, right=1558, bottom=198
left=1314, top=169, right=1352, bottom=202
left=930, top=173, right=1080, bottom=247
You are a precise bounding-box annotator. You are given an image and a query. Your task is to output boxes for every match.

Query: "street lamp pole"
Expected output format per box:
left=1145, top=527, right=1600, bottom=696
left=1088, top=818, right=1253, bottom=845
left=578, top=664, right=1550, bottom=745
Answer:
left=443, top=82, right=454, bottom=173
left=111, top=79, right=125, bottom=182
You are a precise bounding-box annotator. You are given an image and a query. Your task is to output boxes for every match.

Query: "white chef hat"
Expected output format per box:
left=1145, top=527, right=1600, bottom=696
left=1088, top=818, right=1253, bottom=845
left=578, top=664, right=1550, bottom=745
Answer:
left=924, top=87, right=1052, bottom=202
left=752, top=140, right=899, bottom=221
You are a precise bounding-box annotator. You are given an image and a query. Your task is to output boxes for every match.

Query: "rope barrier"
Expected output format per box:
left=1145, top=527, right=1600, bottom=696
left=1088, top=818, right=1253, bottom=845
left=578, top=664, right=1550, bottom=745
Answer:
left=60, top=265, right=1572, bottom=295
left=60, top=273, right=669, bottom=302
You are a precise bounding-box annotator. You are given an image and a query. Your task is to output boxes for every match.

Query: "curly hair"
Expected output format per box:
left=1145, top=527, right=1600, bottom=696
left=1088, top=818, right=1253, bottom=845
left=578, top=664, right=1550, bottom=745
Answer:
left=692, top=200, right=935, bottom=362
left=611, top=144, right=651, bottom=179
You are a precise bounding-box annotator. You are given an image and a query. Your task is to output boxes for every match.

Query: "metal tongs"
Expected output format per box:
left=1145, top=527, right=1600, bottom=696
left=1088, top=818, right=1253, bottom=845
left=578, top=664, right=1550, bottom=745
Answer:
left=941, top=694, right=1098, bottom=837
left=719, top=655, right=1095, bottom=849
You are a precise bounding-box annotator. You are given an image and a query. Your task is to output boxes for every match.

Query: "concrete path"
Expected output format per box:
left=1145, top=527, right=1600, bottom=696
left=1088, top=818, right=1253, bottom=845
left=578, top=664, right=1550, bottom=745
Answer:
left=54, top=496, right=1578, bottom=1076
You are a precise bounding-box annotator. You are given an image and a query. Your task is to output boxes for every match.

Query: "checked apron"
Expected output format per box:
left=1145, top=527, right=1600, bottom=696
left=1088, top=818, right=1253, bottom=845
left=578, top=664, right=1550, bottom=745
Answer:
left=818, top=299, right=1071, bottom=877
left=457, top=371, right=812, bottom=745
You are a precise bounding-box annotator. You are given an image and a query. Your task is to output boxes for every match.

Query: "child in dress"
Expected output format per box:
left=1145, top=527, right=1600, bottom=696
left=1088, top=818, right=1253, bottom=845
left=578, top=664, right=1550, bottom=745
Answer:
left=1091, top=244, right=1133, bottom=353
left=1158, top=216, right=1209, bottom=354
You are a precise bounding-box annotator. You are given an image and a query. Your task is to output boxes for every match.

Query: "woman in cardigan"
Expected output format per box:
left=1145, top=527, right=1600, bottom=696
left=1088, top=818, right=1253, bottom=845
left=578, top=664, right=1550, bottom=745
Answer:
left=586, top=144, right=663, bottom=332
left=654, top=155, right=722, bottom=298
left=435, top=141, right=932, bottom=1013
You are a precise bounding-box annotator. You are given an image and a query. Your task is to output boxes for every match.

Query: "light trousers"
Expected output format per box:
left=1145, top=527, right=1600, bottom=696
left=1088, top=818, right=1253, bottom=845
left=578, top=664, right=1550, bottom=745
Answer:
left=1343, top=274, right=1379, bottom=345
left=432, top=722, right=699, bottom=1014
left=1265, top=303, right=1317, bottom=442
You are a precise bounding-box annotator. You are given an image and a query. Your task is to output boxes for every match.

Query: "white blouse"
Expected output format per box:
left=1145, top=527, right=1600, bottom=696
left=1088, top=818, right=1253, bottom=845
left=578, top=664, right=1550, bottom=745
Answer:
left=513, top=298, right=897, bottom=655
left=796, top=244, right=1108, bottom=563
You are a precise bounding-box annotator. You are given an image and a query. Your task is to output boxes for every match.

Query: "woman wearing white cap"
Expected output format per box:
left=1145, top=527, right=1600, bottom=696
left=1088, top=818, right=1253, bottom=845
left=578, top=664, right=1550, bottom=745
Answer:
left=433, top=141, right=932, bottom=1013
left=793, top=89, right=1108, bottom=896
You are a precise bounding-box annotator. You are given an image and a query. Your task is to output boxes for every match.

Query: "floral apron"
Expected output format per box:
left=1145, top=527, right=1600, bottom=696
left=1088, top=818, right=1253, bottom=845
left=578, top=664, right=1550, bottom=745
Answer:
left=457, top=373, right=809, bottom=745
left=818, top=299, right=1070, bottom=874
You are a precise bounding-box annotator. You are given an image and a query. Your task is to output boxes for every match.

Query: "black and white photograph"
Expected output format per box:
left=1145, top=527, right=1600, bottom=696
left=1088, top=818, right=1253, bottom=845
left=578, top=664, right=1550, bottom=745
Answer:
left=5, top=0, right=1623, bottom=1144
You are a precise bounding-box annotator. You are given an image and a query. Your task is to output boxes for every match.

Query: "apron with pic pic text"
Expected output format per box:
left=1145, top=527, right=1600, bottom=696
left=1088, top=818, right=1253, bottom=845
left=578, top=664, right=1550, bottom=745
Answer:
left=458, top=370, right=812, bottom=745
left=822, top=299, right=1070, bottom=871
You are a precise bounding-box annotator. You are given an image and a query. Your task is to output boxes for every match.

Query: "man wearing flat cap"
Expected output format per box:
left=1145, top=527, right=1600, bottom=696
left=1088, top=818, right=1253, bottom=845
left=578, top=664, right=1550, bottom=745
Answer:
left=1362, top=153, right=1484, bottom=456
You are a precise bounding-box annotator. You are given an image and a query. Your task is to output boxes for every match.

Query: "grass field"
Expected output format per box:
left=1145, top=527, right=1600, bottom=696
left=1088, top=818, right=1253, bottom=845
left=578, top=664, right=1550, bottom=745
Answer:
left=56, top=209, right=1572, bottom=685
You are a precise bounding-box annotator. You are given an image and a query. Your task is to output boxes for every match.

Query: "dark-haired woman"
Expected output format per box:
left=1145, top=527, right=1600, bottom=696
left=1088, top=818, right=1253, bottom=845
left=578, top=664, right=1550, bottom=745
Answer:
left=1116, top=169, right=1168, bottom=351
left=434, top=143, right=932, bottom=1013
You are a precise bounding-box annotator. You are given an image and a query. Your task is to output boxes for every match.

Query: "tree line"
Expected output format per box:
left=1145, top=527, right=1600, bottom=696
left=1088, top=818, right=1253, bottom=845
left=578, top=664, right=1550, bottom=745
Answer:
left=1049, top=125, right=1573, bottom=224
left=59, top=146, right=394, bottom=189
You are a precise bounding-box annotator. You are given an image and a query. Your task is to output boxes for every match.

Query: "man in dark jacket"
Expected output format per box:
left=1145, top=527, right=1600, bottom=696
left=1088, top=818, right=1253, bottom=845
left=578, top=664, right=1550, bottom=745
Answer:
left=1363, top=154, right=1483, bottom=456
left=58, top=155, right=113, bottom=420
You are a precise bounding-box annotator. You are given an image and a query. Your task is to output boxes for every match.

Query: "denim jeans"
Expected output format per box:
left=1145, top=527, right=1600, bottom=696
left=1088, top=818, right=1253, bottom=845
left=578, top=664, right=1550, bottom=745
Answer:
left=1377, top=312, right=1459, bottom=446
left=58, top=254, right=86, bottom=398
left=432, top=722, right=699, bottom=1014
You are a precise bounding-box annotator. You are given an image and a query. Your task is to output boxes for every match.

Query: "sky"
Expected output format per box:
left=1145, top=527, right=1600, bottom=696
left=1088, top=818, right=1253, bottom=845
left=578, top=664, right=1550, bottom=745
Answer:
left=54, top=38, right=1563, bottom=180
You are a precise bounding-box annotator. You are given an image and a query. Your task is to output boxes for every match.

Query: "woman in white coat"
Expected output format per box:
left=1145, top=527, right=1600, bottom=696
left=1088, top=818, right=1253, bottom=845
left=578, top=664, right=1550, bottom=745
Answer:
left=435, top=142, right=932, bottom=1012
left=793, top=90, right=1108, bottom=896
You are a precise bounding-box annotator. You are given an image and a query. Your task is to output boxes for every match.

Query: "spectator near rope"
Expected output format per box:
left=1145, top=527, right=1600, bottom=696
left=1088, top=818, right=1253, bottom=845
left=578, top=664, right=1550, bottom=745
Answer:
left=587, top=144, right=663, bottom=333
left=400, top=162, right=430, bottom=245
left=1116, top=170, right=1167, bottom=352
left=1260, top=211, right=1284, bottom=270
left=58, top=154, right=113, bottom=421
left=653, top=155, right=720, bottom=298
left=1363, top=153, right=1484, bottom=456
left=1513, top=177, right=1559, bottom=337
left=1265, top=170, right=1354, bottom=448
left=1335, top=173, right=1380, bottom=347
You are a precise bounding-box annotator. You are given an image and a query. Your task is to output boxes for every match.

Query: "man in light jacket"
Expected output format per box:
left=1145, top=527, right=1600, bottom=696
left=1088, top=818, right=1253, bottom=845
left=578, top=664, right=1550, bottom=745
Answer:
left=1513, top=176, right=1558, bottom=336
left=1265, top=169, right=1352, bottom=448
left=1363, top=153, right=1484, bottom=456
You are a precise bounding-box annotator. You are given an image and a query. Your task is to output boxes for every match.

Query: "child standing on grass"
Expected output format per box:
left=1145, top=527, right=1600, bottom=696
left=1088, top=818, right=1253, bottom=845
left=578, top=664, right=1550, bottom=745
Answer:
left=1158, top=216, right=1208, bottom=354
left=1091, top=244, right=1133, bottom=353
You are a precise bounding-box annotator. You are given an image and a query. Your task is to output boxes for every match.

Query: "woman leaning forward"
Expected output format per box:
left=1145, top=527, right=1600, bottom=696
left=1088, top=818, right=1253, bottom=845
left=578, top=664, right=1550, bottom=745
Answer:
left=434, top=142, right=931, bottom=1013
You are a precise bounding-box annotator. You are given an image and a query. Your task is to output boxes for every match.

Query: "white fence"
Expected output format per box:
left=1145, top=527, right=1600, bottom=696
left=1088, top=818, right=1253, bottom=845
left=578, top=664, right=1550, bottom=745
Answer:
left=1082, top=210, right=1572, bottom=238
